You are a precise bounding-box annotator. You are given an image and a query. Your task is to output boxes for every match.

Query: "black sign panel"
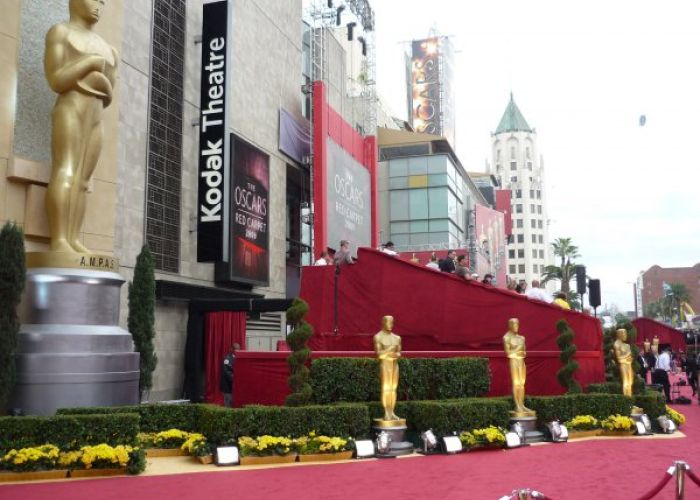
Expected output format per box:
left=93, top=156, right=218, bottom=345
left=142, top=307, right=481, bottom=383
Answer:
left=197, top=0, right=228, bottom=261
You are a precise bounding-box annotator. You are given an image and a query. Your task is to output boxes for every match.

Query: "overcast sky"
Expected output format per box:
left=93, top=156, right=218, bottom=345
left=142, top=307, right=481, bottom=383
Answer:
left=372, top=0, right=700, bottom=311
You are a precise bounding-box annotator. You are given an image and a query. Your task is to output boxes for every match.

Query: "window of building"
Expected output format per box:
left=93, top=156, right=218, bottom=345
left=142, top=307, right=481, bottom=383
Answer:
left=145, top=0, right=186, bottom=273
left=510, top=146, right=516, bottom=158
left=539, top=249, right=544, bottom=259
left=510, top=161, right=517, bottom=170
left=537, top=205, right=542, bottom=214
left=518, top=264, right=525, bottom=273
left=538, top=219, right=543, bottom=229
left=389, top=158, right=408, bottom=177
left=509, top=264, right=516, bottom=274
left=390, top=190, right=409, bottom=220
left=408, top=156, right=428, bottom=175
left=515, top=204, right=523, bottom=213
left=497, top=149, right=501, bottom=161
left=517, top=234, right=524, bottom=243
left=526, top=147, right=531, bottom=159
left=533, top=264, right=538, bottom=273
left=409, top=189, right=429, bottom=219
left=531, top=234, right=537, bottom=243
left=538, top=234, right=544, bottom=244
left=536, top=190, right=541, bottom=199
left=531, top=219, right=536, bottom=229
left=509, top=249, right=515, bottom=259
left=532, top=249, right=537, bottom=258
left=527, top=161, right=533, bottom=170
left=530, top=189, right=535, bottom=198
left=515, top=189, right=522, bottom=198
left=516, top=219, right=523, bottom=228
left=510, top=176, right=518, bottom=183
left=517, top=249, right=524, bottom=258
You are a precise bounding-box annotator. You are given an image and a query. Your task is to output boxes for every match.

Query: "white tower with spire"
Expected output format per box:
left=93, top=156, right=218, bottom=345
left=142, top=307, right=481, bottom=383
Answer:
left=490, top=94, right=553, bottom=290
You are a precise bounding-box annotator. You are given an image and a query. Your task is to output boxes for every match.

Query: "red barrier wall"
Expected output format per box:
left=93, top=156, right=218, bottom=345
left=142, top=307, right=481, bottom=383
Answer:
left=632, top=317, right=686, bottom=352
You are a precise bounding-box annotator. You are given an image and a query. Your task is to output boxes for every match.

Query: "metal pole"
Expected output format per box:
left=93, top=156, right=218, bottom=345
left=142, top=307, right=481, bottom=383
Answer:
left=675, top=461, right=687, bottom=500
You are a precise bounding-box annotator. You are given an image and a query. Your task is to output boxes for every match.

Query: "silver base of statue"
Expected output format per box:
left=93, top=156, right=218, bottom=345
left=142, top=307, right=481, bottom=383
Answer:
left=510, top=416, right=545, bottom=444
left=10, top=268, right=139, bottom=415
left=372, top=424, right=415, bottom=457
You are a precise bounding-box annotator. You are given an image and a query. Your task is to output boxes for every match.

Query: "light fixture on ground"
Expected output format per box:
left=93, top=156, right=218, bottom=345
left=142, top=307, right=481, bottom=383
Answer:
left=441, top=434, right=462, bottom=454
left=633, top=414, right=652, bottom=436
left=418, top=429, right=439, bottom=455
left=353, top=440, right=375, bottom=458
left=376, top=431, right=392, bottom=455
left=545, top=420, right=568, bottom=443
left=657, top=416, right=676, bottom=434
left=215, top=446, right=239, bottom=466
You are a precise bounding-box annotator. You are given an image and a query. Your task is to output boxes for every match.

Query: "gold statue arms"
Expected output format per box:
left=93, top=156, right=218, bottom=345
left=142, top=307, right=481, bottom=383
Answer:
left=44, top=25, right=108, bottom=94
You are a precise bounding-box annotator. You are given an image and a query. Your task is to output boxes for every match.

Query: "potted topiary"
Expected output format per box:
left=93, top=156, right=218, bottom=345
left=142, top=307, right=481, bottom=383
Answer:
left=295, top=432, right=354, bottom=463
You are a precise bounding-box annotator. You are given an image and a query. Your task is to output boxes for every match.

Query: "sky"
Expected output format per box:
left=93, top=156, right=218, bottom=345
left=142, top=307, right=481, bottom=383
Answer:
left=371, top=0, right=700, bottom=312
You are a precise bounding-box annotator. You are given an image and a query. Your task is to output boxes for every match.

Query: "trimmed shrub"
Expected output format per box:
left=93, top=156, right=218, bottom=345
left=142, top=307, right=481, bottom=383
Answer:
left=128, top=245, right=157, bottom=399
left=525, top=393, right=632, bottom=423
left=57, top=403, right=199, bottom=432
left=634, top=391, right=666, bottom=420
left=311, top=357, right=490, bottom=404
left=0, top=413, right=139, bottom=451
left=285, top=298, right=313, bottom=406
left=587, top=382, right=622, bottom=394
left=0, top=222, right=26, bottom=411
left=407, top=399, right=510, bottom=435
left=555, top=319, right=581, bottom=393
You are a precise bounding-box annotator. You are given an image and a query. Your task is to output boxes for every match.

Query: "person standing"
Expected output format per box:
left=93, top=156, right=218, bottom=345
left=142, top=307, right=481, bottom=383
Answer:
left=439, top=250, right=456, bottom=273
left=686, top=353, right=698, bottom=396
left=654, top=347, right=672, bottom=401
left=425, top=252, right=440, bottom=270
left=220, top=343, right=240, bottom=407
left=525, top=280, right=553, bottom=303
left=314, top=251, right=331, bottom=265
left=381, top=241, right=398, bottom=256
left=553, top=292, right=571, bottom=310
left=455, top=255, right=470, bottom=279
left=333, top=240, right=355, bottom=265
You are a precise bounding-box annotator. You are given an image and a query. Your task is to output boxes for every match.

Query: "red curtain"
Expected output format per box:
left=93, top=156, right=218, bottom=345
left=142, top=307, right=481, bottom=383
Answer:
left=204, top=311, right=247, bottom=405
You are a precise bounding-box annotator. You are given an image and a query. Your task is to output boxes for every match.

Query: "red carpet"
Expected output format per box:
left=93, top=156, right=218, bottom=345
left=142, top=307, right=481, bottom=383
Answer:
left=2, top=384, right=698, bottom=499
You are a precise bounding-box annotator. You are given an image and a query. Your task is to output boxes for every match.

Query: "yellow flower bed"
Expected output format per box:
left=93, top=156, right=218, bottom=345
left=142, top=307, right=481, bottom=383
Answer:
left=666, top=406, right=685, bottom=426
left=139, top=428, right=192, bottom=449
left=2, top=445, right=59, bottom=472
left=181, top=433, right=210, bottom=456
left=601, top=414, right=634, bottom=431
left=2, top=444, right=143, bottom=473
left=295, top=431, right=351, bottom=455
left=237, top=435, right=295, bottom=457
left=564, top=415, right=599, bottom=431
left=460, top=426, right=506, bottom=449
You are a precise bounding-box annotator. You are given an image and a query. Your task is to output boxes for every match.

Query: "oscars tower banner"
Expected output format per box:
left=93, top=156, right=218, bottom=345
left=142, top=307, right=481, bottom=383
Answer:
left=474, top=203, right=507, bottom=287
left=197, top=0, right=229, bottom=262
left=312, top=81, right=378, bottom=256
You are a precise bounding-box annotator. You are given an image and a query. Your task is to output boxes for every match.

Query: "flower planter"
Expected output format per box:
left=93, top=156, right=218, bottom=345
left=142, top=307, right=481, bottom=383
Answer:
left=0, top=470, right=68, bottom=482
left=601, top=430, right=636, bottom=437
left=467, top=446, right=503, bottom=452
left=568, top=429, right=602, bottom=439
left=69, top=467, right=127, bottom=478
left=298, top=450, right=353, bottom=463
left=145, top=448, right=188, bottom=458
left=239, top=454, right=297, bottom=466
left=197, top=455, right=214, bottom=465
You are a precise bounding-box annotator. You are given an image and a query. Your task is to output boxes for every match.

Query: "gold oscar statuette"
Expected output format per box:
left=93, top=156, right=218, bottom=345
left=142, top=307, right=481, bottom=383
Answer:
left=503, top=318, right=535, bottom=417
left=373, top=316, right=405, bottom=427
left=613, top=328, right=643, bottom=414
left=32, top=0, right=119, bottom=269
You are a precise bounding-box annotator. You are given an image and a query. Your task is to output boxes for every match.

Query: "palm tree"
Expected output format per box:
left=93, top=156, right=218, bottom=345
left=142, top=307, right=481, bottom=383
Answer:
left=541, top=237, right=581, bottom=294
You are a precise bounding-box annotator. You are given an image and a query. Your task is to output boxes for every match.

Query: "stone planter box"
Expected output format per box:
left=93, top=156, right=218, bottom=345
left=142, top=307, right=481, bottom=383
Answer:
left=298, top=450, right=353, bottom=463
left=69, top=467, right=127, bottom=478
left=239, top=454, right=297, bottom=466
left=568, top=429, right=602, bottom=439
left=145, top=448, right=188, bottom=458
left=197, top=455, right=214, bottom=465
left=0, top=470, right=68, bottom=482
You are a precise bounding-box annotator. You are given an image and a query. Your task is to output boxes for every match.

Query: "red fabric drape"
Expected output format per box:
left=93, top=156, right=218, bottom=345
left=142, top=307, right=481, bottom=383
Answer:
left=204, top=311, right=247, bottom=405
left=632, top=317, right=686, bottom=352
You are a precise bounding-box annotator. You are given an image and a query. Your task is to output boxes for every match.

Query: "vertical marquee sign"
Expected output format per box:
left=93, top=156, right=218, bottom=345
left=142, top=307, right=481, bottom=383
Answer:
left=197, top=0, right=229, bottom=262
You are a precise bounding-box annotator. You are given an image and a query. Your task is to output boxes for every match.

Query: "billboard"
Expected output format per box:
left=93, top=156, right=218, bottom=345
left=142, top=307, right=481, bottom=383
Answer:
left=475, top=204, right=507, bottom=287
left=218, top=136, right=270, bottom=286
left=326, top=138, right=372, bottom=255
left=197, top=0, right=229, bottom=262
left=409, top=37, right=455, bottom=146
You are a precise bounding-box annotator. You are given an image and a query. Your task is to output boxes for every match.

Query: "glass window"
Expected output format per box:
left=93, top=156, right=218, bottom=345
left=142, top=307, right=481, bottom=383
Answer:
left=389, top=159, right=408, bottom=177
left=515, top=204, right=523, bottom=213
left=518, top=264, right=525, bottom=273
left=510, top=176, right=517, bottom=183
left=391, top=222, right=409, bottom=233
left=508, top=249, right=515, bottom=259
left=408, top=156, right=428, bottom=175
left=539, top=249, right=544, bottom=258
left=410, top=220, right=429, bottom=232
left=409, top=189, right=429, bottom=219
left=510, top=146, right=516, bottom=159
left=446, top=161, right=456, bottom=181
left=517, top=249, right=524, bottom=258
left=428, top=174, right=448, bottom=186
left=516, top=219, right=523, bottom=228
left=536, top=190, right=541, bottom=199
left=531, top=234, right=537, bottom=243
left=538, top=235, right=543, bottom=244
left=392, top=234, right=409, bottom=246
left=429, top=232, right=450, bottom=245
left=429, top=219, right=449, bottom=232
left=530, top=204, right=535, bottom=212
left=515, top=189, right=522, bottom=198
left=408, top=175, right=428, bottom=188
left=427, top=155, right=446, bottom=174
left=517, top=234, right=524, bottom=243
left=538, top=220, right=543, bottom=229
left=390, top=190, right=409, bottom=220
left=428, top=187, right=448, bottom=218
left=526, top=147, right=531, bottom=159
left=497, top=150, right=501, bottom=161
left=530, top=189, right=535, bottom=198
left=532, top=249, right=537, bottom=258
left=509, top=264, right=516, bottom=274
left=447, top=191, right=459, bottom=224
left=389, top=177, right=408, bottom=189
left=540, top=264, right=545, bottom=273
left=533, top=264, right=538, bottom=273
left=527, top=161, right=533, bottom=170
left=510, top=161, right=517, bottom=170
left=537, top=205, right=542, bottom=214
left=531, top=219, right=536, bottom=228
left=410, top=233, right=430, bottom=245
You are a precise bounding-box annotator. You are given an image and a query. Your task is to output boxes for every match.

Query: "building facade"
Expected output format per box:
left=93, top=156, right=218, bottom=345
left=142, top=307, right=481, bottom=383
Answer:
left=638, top=264, right=700, bottom=318
left=489, top=94, right=552, bottom=288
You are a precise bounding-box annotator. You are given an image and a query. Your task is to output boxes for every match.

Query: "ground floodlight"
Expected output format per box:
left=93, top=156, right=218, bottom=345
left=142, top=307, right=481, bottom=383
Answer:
left=376, top=431, right=392, bottom=454
left=441, top=435, right=462, bottom=454
left=354, top=440, right=375, bottom=458
left=657, top=416, right=676, bottom=434
left=420, top=429, right=438, bottom=454
left=511, top=421, right=525, bottom=439
left=641, top=415, right=652, bottom=432
left=505, top=431, right=522, bottom=448
left=215, top=446, right=239, bottom=466
left=545, top=420, right=568, bottom=443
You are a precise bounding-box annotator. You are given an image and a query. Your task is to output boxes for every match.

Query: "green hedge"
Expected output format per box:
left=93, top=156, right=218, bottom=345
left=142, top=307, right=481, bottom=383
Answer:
left=198, top=403, right=371, bottom=446
left=634, top=391, right=666, bottom=420
left=57, top=403, right=199, bottom=432
left=0, top=413, right=139, bottom=452
left=587, top=382, right=621, bottom=394
left=525, top=393, right=632, bottom=423
left=310, top=357, right=490, bottom=404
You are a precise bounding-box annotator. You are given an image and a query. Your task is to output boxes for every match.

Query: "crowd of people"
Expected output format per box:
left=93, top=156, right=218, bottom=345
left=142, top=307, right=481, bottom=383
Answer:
left=639, top=346, right=699, bottom=402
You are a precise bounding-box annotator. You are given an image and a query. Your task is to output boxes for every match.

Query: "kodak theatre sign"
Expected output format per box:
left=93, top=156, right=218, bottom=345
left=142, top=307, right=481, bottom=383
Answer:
left=197, top=0, right=229, bottom=262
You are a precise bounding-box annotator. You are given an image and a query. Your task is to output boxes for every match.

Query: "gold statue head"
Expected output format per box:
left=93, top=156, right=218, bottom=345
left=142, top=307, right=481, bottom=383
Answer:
left=616, top=328, right=627, bottom=341
left=69, top=0, right=105, bottom=25
left=382, top=315, right=394, bottom=332
left=508, top=318, right=519, bottom=334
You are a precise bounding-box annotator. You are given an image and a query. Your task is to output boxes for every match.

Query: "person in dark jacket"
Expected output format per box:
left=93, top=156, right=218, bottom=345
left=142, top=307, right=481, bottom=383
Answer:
left=220, top=343, right=240, bottom=407
left=439, top=250, right=456, bottom=273
left=686, top=353, right=698, bottom=396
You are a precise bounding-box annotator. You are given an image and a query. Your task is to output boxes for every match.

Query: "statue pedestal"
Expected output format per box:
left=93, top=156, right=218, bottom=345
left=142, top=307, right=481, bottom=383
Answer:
left=372, top=419, right=414, bottom=457
left=509, top=415, right=544, bottom=444
left=11, top=267, right=139, bottom=415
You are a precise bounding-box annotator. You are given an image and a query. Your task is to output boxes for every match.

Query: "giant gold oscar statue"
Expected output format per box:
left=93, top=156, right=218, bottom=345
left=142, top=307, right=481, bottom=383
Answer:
left=613, top=328, right=643, bottom=415
left=373, top=315, right=404, bottom=426
left=503, top=318, right=535, bottom=417
left=27, top=0, right=119, bottom=270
